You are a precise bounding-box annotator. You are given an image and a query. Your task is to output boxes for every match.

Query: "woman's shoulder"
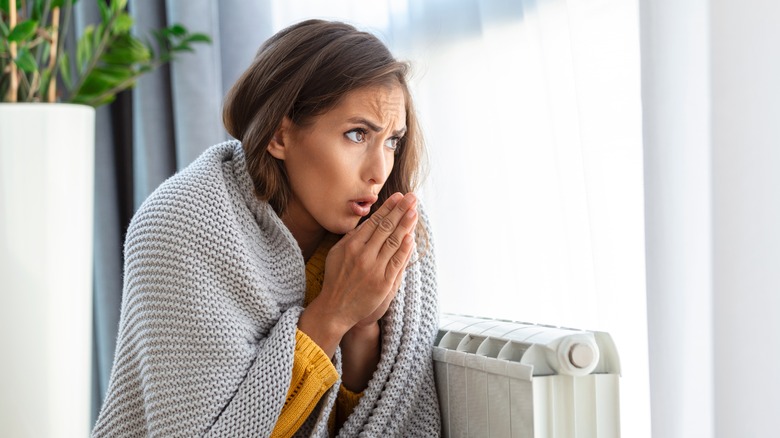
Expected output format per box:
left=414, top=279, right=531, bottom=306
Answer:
left=126, top=140, right=247, bottom=238
left=149, top=140, right=242, bottom=201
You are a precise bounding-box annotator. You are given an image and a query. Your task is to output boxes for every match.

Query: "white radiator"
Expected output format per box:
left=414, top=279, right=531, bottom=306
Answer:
left=433, top=314, right=621, bottom=438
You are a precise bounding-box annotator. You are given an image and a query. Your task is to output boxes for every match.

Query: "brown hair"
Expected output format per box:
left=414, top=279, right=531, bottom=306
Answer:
left=223, top=20, right=429, bottom=244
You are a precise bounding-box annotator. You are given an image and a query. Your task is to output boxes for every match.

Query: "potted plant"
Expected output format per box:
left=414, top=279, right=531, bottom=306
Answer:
left=0, top=1, right=210, bottom=435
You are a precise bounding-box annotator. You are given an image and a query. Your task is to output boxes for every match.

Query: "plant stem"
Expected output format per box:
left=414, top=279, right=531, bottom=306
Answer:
left=29, top=69, right=40, bottom=100
left=47, top=7, right=59, bottom=102
left=33, top=0, right=53, bottom=88
left=7, top=0, right=17, bottom=102
left=17, top=62, right=32, bottom=98
left=49, top=0, right=71, bottom=100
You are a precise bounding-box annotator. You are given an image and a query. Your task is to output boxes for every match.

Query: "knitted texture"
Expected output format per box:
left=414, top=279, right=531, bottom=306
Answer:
left=92, top=140, right=441, bottom=437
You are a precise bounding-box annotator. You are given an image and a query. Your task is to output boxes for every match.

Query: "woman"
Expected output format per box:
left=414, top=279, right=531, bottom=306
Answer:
left=92, top=19, right=440, bottom=437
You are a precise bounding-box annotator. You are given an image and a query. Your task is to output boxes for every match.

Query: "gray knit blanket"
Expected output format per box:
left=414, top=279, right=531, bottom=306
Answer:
left=92, top=140, right=441, bottom=437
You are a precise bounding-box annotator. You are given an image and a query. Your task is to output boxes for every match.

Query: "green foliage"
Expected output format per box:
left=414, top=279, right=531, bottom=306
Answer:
left=1, top=0, right=211, bottom=106
left=14, top=46, right=37, bottom=72
left=7, top=19, right=36, bottom=41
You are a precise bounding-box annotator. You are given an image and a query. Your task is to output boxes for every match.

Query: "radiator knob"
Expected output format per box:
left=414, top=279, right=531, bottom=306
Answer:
left=552, top=335, right=600, bottom=376
left=569, top=343, right=596, bottom=369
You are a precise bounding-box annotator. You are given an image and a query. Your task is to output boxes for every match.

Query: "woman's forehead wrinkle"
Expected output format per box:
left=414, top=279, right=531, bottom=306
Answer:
left=364, top=91, right=405, bottom=131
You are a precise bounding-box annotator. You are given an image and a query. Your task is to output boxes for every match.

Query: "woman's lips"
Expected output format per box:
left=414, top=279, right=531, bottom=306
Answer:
left=349, top=198, right=376, bottom=217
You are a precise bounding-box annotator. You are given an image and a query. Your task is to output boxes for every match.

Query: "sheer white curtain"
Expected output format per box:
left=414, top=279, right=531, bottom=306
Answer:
left=273, top=1, right=648, bottom=436
left=642, top=0, right=780, bottom=436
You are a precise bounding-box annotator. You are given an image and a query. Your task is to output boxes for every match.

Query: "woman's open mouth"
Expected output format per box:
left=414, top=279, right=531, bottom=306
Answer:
left=349, top=198, right=376, bottom=216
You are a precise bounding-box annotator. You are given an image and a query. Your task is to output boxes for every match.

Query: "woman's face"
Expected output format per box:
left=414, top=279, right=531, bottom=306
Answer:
left=269, top=84, right=407, bottom=238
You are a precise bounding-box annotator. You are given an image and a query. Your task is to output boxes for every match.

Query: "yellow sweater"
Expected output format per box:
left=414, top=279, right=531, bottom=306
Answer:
left=270, top=234, right=363, bottom=438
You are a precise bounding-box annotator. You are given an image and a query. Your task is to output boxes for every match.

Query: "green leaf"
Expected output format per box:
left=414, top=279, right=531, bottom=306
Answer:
left=98, top=0, right=111, bottom=23
left=113, top=12, right=133, bottom=34
left=96, top=23, right=105, bottom=40
left=110, top=0, right=127, bottom=13
left=101, top=33, right=151, bottom=65
left=8, top=20, right=38, bottom=42
left=77, top=25, right=95, bottom=73
left=38, top=68, right=52, bottom=97
left=59, top=52, right=72, bottom=89
left=79, top=65, right=134, bottom=96
left=184, top=33, right=212, bottom=44
left=94, top=65, right=135, bottom=83
left=14, top=47, right=38, bottom=73
left=75, top=64, right=136, bottom=106
left=72, top=90, right=117, bottom=107
left=0, top=19, right=10, bottom=38
left=93, top=22, right=103, bottom=50
left=31, top=0, right=45, bottom=20
left=171, top=43, right=194, bottom=53
left=143, top=39, right=156, bottom=58
left=40, top=41, right=51, bottom=63
left=0, top=0, right=10, bottom=14
left=169, top=24, right=187, bottom=37
left=88, top=94, right=117, bottom=107
left=51, top=0, right=79, bottom=7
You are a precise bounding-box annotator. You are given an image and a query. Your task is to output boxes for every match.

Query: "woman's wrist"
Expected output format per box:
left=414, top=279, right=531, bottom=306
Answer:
left=343, top=320, right=380, bottom=343
left=298, top=298, right=353, bottom=358
left=340, top=320, right=381, bottom=392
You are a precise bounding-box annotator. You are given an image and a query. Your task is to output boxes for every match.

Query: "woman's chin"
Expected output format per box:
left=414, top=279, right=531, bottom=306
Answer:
left=324, top=218, right=361, bottom=235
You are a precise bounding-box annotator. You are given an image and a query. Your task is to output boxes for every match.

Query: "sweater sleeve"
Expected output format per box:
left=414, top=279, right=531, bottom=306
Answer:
left=270, top=330, right=339, bottom=438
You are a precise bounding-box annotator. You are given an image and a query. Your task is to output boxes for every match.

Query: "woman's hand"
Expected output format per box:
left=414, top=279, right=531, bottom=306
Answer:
left=325, top=192, right=418, bottom=328
left=297, top=192, right=418, bottom=357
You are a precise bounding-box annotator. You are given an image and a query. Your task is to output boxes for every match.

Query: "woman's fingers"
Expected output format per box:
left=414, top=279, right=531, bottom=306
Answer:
left=389, top=237, right=414, bottom=291
left=385, top=232, right=415, bottom=283
left=349, top=192, right=403, bottom=242
left=357, top=243, right=413, bottom=327
left=363, top=193, right=417, bottom=254
left=376, top=207, right=417, bottom=269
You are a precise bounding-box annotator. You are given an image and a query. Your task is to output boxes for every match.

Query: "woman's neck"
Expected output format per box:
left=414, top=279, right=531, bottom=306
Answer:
left=280, top=203, right=326, bottom=262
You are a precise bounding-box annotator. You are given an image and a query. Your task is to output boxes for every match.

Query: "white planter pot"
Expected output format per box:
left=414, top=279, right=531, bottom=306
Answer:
left=0, top=103, right=95, bottom=437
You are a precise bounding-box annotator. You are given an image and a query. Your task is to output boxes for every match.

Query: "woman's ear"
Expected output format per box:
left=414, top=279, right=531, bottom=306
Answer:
left=267, top=116, right=292, bottom=160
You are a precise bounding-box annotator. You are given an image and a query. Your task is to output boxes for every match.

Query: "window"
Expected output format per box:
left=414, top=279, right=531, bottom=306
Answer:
left=274, top=1, right=649, bottom=435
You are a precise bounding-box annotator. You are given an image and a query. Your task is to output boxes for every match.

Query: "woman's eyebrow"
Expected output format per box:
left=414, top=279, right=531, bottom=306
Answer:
left=347, top=117, right=407, bottom=136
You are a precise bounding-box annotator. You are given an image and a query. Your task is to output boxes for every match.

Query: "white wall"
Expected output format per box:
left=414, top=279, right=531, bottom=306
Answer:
left=641, top=0, right=780, bottom=436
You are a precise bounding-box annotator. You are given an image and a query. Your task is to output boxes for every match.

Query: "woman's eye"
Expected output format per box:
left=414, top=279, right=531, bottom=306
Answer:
left=384, top=137, right=401, bottom=151
left=345, top=129, right=366, bottom=143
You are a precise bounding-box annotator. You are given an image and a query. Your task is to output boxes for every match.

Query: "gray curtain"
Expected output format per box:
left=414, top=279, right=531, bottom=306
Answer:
left=88, top=0, right=274, bottom=424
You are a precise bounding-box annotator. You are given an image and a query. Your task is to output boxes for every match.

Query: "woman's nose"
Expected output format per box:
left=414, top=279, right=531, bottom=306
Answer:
left=364, top=143, right=391, bottom=185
